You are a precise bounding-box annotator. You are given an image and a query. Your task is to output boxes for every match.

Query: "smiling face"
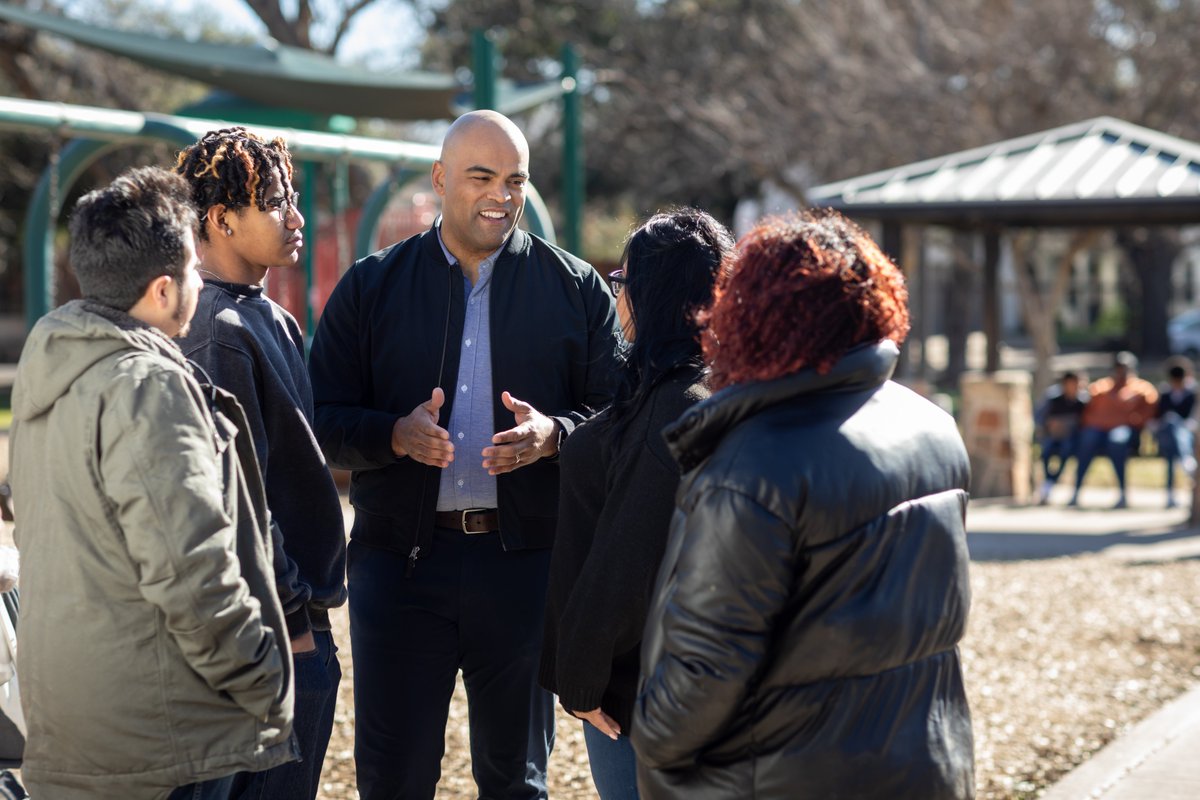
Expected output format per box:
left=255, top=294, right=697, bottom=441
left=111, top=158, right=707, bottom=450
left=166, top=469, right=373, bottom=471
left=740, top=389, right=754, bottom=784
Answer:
left=226, top=167, right=305, bottom=273
left=432, top=114, right=529, bottom=266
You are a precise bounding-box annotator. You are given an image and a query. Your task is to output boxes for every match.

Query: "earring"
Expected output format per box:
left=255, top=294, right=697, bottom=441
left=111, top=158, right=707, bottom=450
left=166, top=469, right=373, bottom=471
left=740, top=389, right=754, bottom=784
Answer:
left=224, top=227, right=233, bottom=237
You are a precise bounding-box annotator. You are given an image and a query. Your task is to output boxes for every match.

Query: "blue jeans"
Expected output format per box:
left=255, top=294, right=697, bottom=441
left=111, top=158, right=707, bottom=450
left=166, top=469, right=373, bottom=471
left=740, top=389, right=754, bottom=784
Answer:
left=168, top=774, right=235, bottom=800
left=348, top=530, right=555, bottom=799
left=230, top=628, right=341, bottom=799
left=1074, top=425, right=1134, bottom=496
left=1040, top=433, right=1078, bottom=483
left=582, top=723, right=640, bottom=800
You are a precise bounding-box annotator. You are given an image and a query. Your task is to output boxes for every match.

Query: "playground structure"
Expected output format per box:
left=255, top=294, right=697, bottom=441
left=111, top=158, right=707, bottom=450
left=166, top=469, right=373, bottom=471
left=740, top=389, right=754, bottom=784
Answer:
left=0, top=5, right=585, bottom=338
left=0, top=95, right=557, bottom=337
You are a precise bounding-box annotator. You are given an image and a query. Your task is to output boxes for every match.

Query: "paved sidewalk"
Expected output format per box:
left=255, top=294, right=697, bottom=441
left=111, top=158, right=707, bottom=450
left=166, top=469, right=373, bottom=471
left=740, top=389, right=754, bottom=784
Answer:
left=1041, top=682, right=1200, bottom=800
left=968, top=487, right=1200, bottom=799
left=967, top=485, right=1199, bottom=562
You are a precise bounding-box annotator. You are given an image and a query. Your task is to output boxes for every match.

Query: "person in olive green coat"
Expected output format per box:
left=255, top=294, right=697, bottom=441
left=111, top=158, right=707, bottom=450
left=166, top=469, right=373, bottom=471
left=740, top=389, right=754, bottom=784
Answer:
left=7, top=167, right=295, bottom=800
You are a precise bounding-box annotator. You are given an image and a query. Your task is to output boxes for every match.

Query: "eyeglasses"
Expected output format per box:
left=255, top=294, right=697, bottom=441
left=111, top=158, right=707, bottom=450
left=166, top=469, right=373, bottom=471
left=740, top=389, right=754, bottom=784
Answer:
left=608, top=269, right=627, bottom=297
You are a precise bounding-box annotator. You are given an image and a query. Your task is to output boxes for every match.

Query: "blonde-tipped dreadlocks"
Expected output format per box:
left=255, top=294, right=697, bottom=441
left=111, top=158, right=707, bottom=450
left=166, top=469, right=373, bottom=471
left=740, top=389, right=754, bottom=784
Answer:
left=174, top=127, right=295, bottom=240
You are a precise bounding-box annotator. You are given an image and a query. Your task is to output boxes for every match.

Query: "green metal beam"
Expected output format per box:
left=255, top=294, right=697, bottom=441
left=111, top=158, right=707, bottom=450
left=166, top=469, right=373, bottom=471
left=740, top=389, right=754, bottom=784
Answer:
left=0, top=96, right=440, bottom=166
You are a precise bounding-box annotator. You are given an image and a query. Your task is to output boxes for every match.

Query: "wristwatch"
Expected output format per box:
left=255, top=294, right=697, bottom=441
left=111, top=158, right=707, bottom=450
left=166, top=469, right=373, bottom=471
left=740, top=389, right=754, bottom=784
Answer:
left=550, top=419, right=566, bottom=459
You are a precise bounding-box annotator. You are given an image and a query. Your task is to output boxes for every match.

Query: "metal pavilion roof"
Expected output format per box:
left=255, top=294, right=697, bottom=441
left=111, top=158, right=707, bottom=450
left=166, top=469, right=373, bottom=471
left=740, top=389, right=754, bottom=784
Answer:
left=0, top=3, right=562, bottom=121
left=807, top=117, right=1200, bottom=227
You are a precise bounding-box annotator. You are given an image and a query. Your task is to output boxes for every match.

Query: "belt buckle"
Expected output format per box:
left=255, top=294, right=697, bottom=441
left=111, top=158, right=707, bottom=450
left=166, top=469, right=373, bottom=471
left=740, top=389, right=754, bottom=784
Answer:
left=461, top=507, right=488, bottom=534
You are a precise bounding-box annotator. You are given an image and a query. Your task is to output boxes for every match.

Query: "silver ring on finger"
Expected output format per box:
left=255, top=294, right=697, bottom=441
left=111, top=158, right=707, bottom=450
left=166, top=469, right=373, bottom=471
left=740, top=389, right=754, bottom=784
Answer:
left=515, top=451, right=522, bottom=463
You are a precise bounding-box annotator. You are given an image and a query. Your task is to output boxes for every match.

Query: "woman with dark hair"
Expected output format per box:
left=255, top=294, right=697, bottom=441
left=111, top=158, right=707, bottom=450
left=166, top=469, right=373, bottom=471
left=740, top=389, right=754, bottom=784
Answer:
left=633, top=209, right=975, bottom=799
left=540, top=208, right=735, bottom=799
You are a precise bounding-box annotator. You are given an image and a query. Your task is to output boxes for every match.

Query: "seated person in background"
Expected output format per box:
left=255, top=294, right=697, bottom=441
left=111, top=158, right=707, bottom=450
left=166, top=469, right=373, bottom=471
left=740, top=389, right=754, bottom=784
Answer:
left=1035, top=371, right=1088, bottom=505
left=1070, top=351, right=1158, bottom=509
left=1153, top=357, right=1197, bottom=508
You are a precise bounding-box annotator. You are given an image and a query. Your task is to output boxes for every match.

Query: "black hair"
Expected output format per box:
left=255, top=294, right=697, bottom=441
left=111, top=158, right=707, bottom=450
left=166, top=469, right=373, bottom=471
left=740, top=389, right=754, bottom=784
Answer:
left=607, top=207, right=735, bottom=442
left=1165, top=355, right=1193, bottom=381
left=174, top=127, right=295, bottom=241
left=1061, top=371, right=1079, bottom=382
left=68, top=166, right=198, bottom=312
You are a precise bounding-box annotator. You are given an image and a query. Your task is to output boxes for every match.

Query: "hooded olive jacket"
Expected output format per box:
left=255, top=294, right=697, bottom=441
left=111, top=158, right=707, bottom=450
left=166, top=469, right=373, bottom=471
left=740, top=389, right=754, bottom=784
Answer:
left=633, top=341, right=975, bottom=800
left=8, top=301, right=294, bottom=799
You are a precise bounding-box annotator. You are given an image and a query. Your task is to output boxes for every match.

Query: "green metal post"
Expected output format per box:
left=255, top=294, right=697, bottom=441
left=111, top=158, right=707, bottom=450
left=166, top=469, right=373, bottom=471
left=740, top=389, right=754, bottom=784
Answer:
left=24, top=122, right=195, bottom=329
left=472, top=29, right=497, bottom=110
left=561, top=43, right=583, bottom=256
left=23, top=138, right=119, bottom=328
left=301, top=162, right=318, bottom=342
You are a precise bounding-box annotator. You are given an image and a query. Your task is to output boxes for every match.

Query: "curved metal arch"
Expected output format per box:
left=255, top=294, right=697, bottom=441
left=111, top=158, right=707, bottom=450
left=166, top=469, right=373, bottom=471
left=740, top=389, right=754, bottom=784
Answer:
left=22, top=119, right=198, bottom=329
left=355, top=169, right=418, bottom=259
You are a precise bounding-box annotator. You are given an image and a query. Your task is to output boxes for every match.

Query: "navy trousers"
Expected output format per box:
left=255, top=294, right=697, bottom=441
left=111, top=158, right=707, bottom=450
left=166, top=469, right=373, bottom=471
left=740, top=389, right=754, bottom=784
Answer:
left=169, top=774, right=235, bottom=800
left=348, top=528, right=555, bottom=800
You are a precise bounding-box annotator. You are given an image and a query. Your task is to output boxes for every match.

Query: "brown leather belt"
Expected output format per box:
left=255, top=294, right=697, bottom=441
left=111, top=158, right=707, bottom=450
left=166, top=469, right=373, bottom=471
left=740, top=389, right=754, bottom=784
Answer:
left=435, top=508, right=500, bottom=534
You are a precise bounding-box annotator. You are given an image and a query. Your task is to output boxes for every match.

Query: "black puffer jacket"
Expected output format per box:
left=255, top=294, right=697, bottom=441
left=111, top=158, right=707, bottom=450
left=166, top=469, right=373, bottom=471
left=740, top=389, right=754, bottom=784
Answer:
left=633, top=341, right=975, bottom=800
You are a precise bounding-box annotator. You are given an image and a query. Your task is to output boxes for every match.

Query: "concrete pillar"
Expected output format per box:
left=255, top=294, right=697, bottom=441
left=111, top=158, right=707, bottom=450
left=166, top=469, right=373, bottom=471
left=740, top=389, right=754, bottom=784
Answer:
left=960, top=371, right=1033, bottom=502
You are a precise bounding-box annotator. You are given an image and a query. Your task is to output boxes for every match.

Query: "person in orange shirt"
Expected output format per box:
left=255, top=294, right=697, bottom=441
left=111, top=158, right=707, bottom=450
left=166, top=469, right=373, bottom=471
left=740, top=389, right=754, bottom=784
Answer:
left=1069, top=351, right=1159, bottom=509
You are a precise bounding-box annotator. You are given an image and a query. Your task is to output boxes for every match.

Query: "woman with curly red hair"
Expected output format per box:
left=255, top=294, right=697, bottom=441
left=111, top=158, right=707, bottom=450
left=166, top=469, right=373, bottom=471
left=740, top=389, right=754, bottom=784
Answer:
left=633, top=209, right=975, bottom=799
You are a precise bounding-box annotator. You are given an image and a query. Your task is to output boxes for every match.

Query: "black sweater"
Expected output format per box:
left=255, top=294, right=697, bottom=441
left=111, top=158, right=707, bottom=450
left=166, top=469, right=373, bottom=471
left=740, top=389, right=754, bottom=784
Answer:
left=539, top=367, right=709, bottom=733
left=180, top=279, right=347, bottom=638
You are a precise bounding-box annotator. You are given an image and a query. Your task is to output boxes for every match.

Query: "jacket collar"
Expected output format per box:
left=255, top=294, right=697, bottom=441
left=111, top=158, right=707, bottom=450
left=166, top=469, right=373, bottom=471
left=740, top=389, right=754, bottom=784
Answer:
left=664, top=340, right=900, bottom=473
left=420, top=222, right=530, bottom=268
left=77, top=299, right=189, bottom=367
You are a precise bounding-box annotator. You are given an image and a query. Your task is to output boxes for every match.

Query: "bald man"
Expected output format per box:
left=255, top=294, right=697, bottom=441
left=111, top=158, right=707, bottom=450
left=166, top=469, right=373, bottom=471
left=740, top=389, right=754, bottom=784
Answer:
left=310, top=111, right=621, bottom=798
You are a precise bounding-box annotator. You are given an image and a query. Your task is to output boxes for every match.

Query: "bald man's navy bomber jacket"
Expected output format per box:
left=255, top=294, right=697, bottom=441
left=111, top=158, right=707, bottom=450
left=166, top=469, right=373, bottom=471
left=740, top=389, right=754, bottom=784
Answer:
left=309, top=226, right=621, bottom=565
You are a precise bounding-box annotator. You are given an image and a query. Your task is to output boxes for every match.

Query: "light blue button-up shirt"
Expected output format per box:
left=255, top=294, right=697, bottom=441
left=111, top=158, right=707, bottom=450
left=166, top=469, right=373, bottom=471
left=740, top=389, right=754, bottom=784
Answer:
left=436, top=228, right=503, bottom=512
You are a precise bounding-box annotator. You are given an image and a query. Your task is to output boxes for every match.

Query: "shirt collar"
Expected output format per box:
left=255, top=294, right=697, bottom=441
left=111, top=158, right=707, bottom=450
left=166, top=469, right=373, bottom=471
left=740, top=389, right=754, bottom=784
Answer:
left=435, top=220, right=507, bottom=272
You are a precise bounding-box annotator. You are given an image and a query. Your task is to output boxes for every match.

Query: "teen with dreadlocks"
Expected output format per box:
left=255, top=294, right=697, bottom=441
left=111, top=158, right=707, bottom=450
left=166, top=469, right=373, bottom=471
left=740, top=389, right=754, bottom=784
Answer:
left=175, top=128, right=347, bottom=800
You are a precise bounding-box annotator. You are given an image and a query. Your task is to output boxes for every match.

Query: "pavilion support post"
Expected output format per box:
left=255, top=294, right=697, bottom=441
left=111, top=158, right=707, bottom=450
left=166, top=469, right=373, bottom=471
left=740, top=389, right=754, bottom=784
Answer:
left=983, top=229, right=1002, bottom=374
left=961, top=228, right=1033, bottom=502
left=881, top=222, right=910, bottom=381
left=902, top=224, right=928, bottom=386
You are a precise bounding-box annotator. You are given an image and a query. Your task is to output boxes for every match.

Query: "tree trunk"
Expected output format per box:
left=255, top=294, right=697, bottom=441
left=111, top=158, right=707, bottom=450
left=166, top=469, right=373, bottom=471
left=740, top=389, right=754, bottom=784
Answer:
left=1010, top=230, right=1100, bottom=397
left=1120, top=228, right=1180, bottom=358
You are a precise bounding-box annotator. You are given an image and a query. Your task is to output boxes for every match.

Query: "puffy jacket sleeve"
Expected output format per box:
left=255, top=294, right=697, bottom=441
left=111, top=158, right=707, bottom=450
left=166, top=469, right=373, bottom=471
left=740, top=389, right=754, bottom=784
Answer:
left=633, top=485, right=796, bottom=770
left=100, top=369, right=283, bottom=720
left=552, top=265, right=620, bottom=439
left=309, top=264, right=402, bottom=470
